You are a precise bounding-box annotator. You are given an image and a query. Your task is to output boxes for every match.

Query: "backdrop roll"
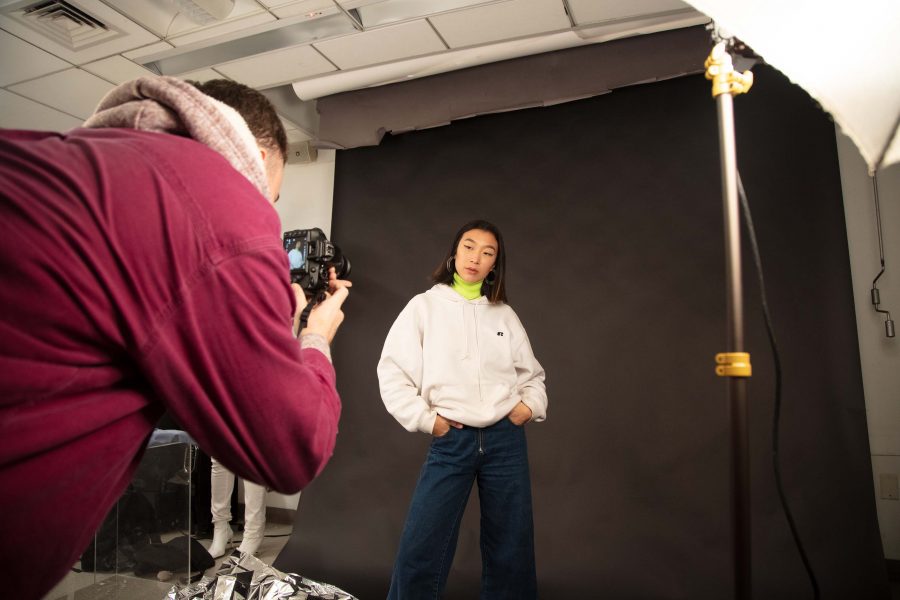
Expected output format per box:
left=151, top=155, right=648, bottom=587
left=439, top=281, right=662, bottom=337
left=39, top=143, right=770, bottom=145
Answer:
left=275, top=65, right=889, bottom=599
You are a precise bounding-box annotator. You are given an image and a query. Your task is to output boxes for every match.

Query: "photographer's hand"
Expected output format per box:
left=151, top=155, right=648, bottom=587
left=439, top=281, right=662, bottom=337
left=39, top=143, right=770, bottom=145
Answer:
left=292, top=268, right=352, bottom=340
left=327, top=266, right=352, bottom=294
left=300, top=284, right=349, bottom=344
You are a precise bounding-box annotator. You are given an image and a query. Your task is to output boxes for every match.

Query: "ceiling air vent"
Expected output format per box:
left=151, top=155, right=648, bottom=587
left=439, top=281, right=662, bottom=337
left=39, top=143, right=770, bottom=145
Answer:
left=3, top=0, right=120, bottom=51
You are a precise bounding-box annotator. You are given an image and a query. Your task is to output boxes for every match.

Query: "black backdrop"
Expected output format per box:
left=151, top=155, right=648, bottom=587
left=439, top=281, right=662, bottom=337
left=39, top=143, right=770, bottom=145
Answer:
left=275, top=67, right=890, bottom=599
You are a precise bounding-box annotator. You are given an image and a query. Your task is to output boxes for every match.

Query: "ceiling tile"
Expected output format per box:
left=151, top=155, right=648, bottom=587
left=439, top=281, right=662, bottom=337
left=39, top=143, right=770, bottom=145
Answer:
left=0, top=29, right=71, bottom=86
left=0, top=89, right=82, bottom=131
left=429, top=0, right=571, bottom=48
left=567, top=0, right=693, bottom=25
left=176, top=68, right=230, bottom=83
left=258, top=0, right=309, bottom=7
left=0, top=0, right=159, bottom=64
left=355, top=0, right=498, bottom=28
left=82, top=56, right=156, bottom=84
left=313, top=19, right=446, bottom=70
left=8, top=69, right=115, bottom=120
left=168, top=12, right=277, bottom=47
left=215, top=44, right=336, bottom=88
left=123, top=41, right=175, bottom=61
left=270, top=0, right=339, bottom=19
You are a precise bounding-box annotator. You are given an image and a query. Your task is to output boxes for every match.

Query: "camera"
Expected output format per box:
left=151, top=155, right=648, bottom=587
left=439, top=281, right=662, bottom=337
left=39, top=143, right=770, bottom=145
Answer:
left=283, top=228, right=351, bottom=298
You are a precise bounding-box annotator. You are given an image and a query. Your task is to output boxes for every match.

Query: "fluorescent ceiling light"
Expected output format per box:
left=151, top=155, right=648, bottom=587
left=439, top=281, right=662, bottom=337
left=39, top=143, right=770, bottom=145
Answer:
left=140, top=12, right=358, bottom=75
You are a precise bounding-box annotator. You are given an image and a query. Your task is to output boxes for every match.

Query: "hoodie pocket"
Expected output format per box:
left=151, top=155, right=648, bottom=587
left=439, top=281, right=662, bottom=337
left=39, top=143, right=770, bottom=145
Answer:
left=433, top=383, right=511, bottom=405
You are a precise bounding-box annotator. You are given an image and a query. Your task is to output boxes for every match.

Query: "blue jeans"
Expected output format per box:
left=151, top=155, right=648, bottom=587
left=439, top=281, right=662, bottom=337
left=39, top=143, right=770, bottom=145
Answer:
left=388, top=417, right=536, bottom=600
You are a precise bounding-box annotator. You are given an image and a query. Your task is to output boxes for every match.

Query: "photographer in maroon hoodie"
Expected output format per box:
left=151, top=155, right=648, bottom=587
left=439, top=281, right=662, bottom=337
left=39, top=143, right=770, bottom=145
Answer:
left=0, top=77, right=349, bottom=599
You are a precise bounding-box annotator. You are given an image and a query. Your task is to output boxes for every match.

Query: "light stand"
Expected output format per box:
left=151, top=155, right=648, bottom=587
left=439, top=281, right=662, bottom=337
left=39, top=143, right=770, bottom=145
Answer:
left=705, top=37, right=755, bottom=600
left=870, top=174, right=896, bottom=338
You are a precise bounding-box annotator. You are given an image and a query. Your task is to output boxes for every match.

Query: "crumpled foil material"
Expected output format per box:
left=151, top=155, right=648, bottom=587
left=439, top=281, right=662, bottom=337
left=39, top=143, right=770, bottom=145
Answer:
left=165, top=549, right=357, bottom=600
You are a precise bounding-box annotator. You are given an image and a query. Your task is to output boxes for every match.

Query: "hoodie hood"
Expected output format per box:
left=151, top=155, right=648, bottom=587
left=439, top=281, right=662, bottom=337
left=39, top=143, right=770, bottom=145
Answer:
left=426, top=284, right=486, bottom=360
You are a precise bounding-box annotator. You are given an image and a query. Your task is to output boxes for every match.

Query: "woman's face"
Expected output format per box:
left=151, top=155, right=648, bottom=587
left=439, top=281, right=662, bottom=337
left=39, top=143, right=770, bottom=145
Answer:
left=454, top=228, right=498, bottom=284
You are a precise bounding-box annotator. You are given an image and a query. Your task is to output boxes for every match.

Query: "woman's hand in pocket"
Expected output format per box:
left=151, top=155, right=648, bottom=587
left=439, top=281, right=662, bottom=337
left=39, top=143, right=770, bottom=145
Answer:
left=507, top=401, right=533, bottom=426
left=433, top=415, right=463, bottom=437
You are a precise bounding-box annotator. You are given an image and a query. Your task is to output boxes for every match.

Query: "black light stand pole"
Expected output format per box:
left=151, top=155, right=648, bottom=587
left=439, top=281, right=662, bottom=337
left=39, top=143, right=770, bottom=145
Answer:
left=871, top=174, right=896, bottom=338
left=706, top=38, right=755, bottom=600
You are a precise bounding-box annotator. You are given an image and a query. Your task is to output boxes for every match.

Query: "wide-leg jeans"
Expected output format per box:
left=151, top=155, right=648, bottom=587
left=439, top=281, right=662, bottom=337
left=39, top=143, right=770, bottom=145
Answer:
left=387, top=417, right=536, bottom=600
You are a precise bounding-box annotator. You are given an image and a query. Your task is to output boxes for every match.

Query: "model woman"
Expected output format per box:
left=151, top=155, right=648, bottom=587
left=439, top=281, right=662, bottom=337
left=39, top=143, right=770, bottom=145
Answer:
left=377, top=219, right=547, bottom=599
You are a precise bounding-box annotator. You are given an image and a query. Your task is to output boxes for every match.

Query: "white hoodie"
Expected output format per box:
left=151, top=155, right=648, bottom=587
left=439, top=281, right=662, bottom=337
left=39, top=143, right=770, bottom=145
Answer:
left=377, top=284, right=547, bottom=434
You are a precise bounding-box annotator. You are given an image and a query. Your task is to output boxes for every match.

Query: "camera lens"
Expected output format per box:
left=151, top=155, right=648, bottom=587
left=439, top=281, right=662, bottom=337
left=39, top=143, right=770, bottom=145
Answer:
left=332, top=251, right=351, bottom=279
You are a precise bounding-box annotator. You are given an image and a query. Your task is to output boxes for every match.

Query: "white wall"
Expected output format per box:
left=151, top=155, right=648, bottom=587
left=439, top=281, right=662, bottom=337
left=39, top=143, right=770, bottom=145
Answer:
left=275, top=149, right=336, bottom=236
left=836, top=128, right=900, bottom=560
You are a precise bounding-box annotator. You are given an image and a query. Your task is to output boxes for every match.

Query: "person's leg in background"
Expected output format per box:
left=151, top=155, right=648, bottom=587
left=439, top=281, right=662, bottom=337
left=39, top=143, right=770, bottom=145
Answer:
left=237, top=480, right=267, bottom=555
left=208, top=457, right=235, bottom=558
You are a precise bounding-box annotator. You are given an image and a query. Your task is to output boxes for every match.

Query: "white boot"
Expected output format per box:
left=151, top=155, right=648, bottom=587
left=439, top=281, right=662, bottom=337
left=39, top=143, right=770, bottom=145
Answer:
left=209, top=458, right=235, bottom=558
left=208, top=522, right=233, bottom=559
left=237, top=481, right=267, bottom=556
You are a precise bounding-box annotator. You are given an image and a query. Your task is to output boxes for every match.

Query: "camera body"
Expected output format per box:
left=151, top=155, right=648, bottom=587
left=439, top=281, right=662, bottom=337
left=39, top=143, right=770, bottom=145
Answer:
left=283, top=228, right=350, bottom=297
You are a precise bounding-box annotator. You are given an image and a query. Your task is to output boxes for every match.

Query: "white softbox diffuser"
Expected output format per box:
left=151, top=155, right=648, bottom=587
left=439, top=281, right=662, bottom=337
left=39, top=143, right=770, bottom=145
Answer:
left=684, top=0, right=900, bottom=172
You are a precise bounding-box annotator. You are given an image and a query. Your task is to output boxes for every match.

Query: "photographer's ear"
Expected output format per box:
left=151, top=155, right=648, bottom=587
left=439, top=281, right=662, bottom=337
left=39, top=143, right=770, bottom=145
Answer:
left=258, top=146, right=284, bottom=204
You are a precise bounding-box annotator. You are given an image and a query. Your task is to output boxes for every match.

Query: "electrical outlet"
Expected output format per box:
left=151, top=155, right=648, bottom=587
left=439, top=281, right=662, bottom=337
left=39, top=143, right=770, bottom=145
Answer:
left=880, top=473, right=899, bottom=500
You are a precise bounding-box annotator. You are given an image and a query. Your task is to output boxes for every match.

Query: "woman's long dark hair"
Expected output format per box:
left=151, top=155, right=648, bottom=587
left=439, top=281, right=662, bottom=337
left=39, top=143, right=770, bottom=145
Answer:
left=431, top=219, right=507, bottom=304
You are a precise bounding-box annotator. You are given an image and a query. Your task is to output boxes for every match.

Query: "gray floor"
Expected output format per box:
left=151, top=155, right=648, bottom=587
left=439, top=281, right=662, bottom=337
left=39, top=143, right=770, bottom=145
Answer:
left=44, top=524, right=899, bottom=600
left=43, top=521, right=293, bottom=600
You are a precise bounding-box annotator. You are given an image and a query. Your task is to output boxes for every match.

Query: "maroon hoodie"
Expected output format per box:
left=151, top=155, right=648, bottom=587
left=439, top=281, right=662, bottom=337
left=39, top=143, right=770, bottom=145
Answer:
left=0, top=128, right=341, bottom=598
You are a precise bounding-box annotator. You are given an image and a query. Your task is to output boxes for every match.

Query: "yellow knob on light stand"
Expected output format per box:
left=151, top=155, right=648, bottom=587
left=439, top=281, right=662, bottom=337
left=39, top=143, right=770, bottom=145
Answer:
left=715, top=352, right=752, bottom=377
left=705, top=42, right=754, bottom=98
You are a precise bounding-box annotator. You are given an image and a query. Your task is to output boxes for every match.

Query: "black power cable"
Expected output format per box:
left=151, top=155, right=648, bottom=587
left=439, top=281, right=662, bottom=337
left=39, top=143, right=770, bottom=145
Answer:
left=871, top=174, right=896, bottom=338
left=736, top=172, right=821, bottom=599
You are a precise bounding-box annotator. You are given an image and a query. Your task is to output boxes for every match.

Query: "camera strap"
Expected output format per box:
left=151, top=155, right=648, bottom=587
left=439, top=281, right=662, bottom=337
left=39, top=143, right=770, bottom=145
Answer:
left=298, top=290, right=328, bottom=330
left=299, top=301, right=315, bottom=330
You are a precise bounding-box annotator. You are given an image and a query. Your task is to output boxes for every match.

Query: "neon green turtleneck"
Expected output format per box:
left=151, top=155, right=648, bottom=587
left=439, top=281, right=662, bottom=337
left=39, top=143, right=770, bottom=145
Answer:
left=452, top=272, right=483, bottom=300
